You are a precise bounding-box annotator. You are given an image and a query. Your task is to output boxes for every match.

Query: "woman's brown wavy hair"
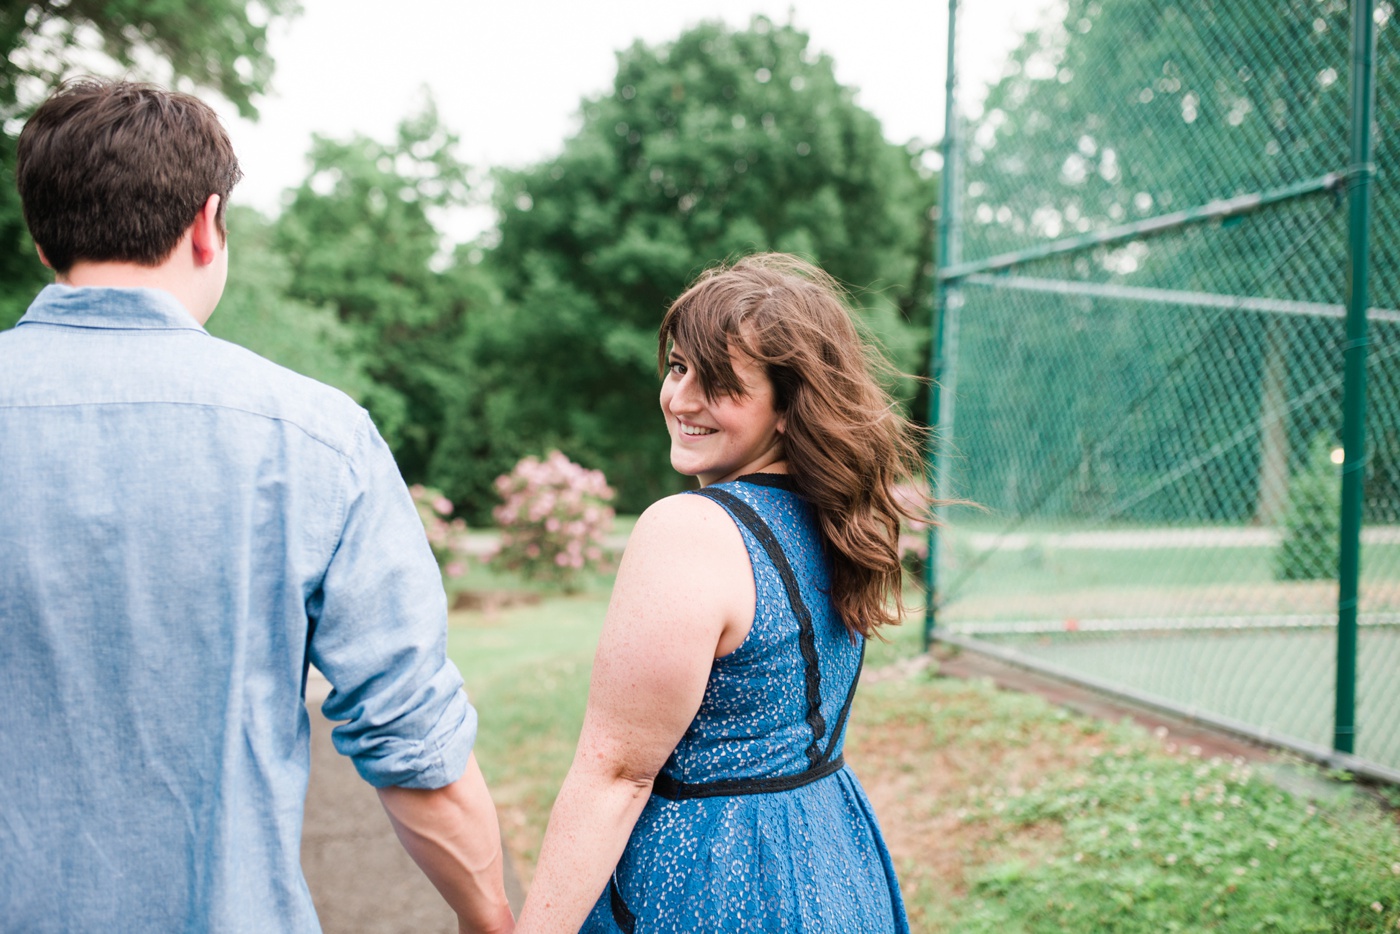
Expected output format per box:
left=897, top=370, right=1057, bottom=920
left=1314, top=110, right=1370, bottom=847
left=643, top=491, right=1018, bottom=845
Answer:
left=658, top=253, right=933, bottom=639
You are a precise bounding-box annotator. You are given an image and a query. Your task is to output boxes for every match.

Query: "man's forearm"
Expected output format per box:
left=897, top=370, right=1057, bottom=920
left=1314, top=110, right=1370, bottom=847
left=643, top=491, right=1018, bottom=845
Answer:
left=376, top=753, right=515, bottom=934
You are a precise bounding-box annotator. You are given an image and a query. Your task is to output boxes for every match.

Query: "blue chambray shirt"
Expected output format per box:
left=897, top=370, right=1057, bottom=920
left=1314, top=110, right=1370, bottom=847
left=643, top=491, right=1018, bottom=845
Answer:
left=0, top=285, right=477, bottom=932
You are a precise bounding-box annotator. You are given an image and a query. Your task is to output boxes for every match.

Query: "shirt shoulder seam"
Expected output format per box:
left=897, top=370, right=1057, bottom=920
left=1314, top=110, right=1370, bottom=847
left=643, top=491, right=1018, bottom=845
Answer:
left=0, top=398, right=364, bottom=458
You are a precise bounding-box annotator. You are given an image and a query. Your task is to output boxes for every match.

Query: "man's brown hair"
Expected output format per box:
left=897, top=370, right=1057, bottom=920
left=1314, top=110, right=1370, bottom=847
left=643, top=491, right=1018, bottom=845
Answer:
left=16, top=78, right=242, bottom=274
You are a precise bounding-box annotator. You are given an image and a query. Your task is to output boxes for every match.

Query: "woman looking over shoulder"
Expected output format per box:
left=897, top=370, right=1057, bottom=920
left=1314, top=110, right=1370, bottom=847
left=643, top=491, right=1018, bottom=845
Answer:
left=515, top=254, right=926, bottom=934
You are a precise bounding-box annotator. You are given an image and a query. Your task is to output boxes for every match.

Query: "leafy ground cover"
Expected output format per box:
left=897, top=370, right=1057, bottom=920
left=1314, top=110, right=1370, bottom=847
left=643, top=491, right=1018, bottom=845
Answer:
left=448, top=585, right=1400, bottom=932
left=853, top=672, right=1400, bottom=932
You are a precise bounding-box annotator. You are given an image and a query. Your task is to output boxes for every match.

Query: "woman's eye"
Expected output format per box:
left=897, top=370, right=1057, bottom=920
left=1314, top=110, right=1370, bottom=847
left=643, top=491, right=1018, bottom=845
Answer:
left=669, top=362, right=687, bottom=376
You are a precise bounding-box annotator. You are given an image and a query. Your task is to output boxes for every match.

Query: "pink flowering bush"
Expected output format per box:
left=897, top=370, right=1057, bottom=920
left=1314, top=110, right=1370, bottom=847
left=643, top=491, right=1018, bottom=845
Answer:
left=491, top=450, right=615, bottom=589
left=409, top=483, right=471, bottom=582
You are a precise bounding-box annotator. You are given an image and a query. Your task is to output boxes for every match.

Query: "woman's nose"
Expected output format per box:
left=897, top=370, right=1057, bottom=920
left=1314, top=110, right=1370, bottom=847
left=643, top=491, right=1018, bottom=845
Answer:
left=668, top=374, right=702, bottom=412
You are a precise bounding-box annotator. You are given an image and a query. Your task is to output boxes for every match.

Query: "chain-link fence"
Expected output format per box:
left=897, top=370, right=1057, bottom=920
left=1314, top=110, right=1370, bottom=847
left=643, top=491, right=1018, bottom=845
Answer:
left=928, top=0, right=1399, bottom=782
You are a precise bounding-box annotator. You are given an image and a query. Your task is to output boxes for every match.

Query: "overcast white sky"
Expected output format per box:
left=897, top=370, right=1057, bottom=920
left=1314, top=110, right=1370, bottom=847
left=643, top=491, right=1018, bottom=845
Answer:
left=220, top=0, right=1054, bottom=242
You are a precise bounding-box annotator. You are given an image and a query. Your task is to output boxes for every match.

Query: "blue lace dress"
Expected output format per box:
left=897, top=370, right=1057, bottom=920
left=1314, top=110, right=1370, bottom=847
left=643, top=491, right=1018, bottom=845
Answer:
left=581, top=474, right=910, bottom=934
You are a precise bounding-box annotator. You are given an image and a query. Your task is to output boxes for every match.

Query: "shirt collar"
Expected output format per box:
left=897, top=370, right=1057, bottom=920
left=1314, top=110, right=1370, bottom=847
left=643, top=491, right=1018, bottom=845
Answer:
left=16, top=284, right=207, bottom=333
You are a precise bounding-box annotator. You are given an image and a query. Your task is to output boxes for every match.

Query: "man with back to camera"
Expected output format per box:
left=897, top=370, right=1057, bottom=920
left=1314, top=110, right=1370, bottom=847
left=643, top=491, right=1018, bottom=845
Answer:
left=0, top=79, right=515, bottom=933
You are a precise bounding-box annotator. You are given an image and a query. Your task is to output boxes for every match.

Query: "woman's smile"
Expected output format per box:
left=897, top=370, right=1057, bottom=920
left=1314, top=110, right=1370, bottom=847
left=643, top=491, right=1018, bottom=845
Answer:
left=677, top=418, right=718, bottom=438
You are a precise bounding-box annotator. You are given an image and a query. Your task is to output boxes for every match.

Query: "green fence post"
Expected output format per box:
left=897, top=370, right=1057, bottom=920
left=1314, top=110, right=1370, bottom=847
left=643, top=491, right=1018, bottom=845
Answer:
left=925, top=0, right=960, bottom=651
left=1335, top=0, right=1377, bottom=756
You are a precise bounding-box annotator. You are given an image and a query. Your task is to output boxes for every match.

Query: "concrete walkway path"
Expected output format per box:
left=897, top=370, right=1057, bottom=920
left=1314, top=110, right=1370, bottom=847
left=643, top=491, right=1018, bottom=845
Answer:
left=301, top=670, right=525, bottom=932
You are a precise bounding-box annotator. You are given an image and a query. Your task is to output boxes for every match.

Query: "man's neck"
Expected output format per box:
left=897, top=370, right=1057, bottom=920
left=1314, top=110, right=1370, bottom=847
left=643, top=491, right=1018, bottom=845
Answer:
left=58, top=260, right=211, bottom=325
left=60, top=260, right=166, bottom=290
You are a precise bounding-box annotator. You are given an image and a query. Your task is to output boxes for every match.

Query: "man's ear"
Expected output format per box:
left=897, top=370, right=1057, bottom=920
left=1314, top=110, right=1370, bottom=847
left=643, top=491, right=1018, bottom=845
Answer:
left=35, top=244, right=52, bottom=269
left=189, top=194, right=222, bottom=267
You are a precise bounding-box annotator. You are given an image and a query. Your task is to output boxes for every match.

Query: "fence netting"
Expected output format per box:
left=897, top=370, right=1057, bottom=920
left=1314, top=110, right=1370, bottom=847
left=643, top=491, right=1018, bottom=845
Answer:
left=934, top=0, right=1399, bottom=777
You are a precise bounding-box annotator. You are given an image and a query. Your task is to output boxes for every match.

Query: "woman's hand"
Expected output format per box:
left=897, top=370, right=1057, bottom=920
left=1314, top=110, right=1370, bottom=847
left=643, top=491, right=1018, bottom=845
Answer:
left=514, top=493, right=753, bottom=933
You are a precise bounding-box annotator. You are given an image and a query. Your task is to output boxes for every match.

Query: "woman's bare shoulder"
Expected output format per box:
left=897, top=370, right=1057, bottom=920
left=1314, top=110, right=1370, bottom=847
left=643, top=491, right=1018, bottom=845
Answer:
left=632, top=491, right=734, bottom=535
left=607, top=492, right=753, bottom=659
left=621, top=492, right=746, bottom=574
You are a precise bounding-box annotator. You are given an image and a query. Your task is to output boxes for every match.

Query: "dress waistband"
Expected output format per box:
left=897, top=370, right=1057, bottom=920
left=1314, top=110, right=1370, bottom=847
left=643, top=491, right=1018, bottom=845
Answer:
left=650, top=755, right=845, bottom=800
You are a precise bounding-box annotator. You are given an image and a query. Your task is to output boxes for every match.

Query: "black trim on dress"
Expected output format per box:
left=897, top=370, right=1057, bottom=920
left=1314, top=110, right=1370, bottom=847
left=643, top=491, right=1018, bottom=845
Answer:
left=733, top=472, right=798, bottom=492
left=817, top=638, right=865, bottom=764
left=694, top=486, right=827, bottom=767
left=652, top=753, right=846, bottom=800
left=609, top=875, right=637, bottom=933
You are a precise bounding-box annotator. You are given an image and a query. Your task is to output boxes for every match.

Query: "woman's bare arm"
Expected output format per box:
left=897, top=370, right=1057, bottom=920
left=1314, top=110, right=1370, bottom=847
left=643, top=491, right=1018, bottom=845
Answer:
left=513, top=494, right=752, bottom=933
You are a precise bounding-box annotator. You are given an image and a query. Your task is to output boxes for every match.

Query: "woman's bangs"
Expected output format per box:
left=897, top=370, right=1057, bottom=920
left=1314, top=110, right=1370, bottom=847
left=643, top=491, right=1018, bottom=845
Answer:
left=668, top=297, right=747, bottom=399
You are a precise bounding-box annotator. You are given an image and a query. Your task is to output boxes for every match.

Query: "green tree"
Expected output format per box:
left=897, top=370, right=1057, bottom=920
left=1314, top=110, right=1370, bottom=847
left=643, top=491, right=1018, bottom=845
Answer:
left=206, top=205, right=380, bottom=406
left=273, top=99, right=486, bottom=476
left=963, top=0, right=1352, bottom=263
left=0, top=0, right=301, bottom=329
left=0, top=1, right=298, bottom=118
left=469, top=16, right=936, bottom=511
left=422, top=251, right=522, bottom=523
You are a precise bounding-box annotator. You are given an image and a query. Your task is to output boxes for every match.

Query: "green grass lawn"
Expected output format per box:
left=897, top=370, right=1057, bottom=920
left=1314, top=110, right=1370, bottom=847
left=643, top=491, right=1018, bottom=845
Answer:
left=982, top=627, right=1400, bottom=772
left=447, top=581, right=605, bottom=875
left=446, top=577, right=1400, bottom=932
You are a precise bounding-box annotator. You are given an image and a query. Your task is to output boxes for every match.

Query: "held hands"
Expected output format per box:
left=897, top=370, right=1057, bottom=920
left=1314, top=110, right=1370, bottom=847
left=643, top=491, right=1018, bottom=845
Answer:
left=459, top=905, right=516, bottom=934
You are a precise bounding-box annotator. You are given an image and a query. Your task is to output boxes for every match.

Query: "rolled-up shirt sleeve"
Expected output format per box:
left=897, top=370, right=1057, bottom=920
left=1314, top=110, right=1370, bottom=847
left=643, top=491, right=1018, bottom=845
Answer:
left=307, top=412, right=476, bottom=789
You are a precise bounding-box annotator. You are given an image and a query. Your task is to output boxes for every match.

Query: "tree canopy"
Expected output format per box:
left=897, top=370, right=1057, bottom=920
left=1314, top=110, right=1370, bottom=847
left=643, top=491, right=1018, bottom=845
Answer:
left=458, top=17, right=936, bottom=510
left=0, top=0, right=300, bottom=330
left=272, top=99, right=477, bottom=473
left=207, top=206, right=379, bottom=407
left=0, top=0, right=299, bottom=118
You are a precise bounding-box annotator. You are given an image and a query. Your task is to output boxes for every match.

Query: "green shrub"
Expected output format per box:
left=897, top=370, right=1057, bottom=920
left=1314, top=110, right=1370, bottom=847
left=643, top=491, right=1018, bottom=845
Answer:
left=1273, top=437, right=1341, bottom=582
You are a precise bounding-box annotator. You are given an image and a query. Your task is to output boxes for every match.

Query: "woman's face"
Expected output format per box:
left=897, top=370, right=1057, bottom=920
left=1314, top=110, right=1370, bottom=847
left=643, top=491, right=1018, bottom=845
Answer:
left=660, top=340, right=786, bottom=487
